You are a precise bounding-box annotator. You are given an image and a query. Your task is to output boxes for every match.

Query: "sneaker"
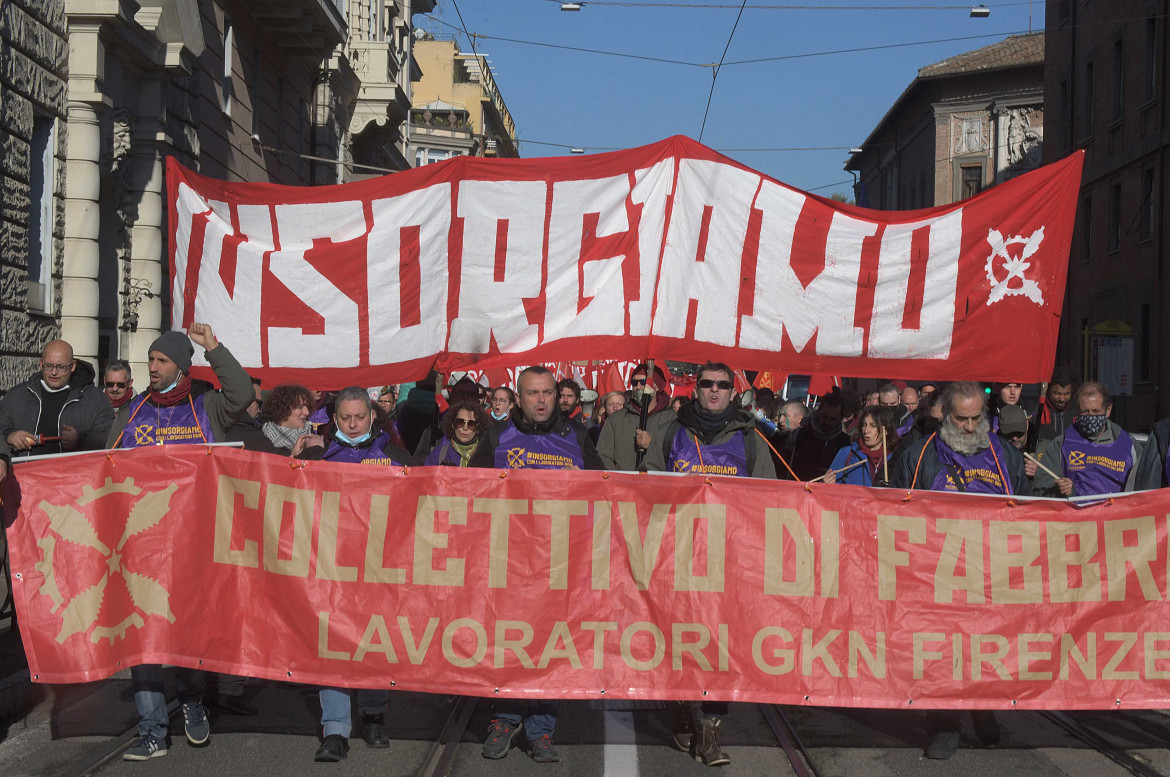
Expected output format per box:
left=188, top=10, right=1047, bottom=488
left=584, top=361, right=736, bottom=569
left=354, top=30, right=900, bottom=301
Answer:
left=181, top=702, right=210, bottom=746
left=971, top=711, right=1000, bottom=748
left=363, top=714, right=390, bottom=748
left=672, top=701, right=695, bottom=752
left=123, top=733, right=168, bottom=761
left=695, top=717, right=730, bottom=767
left=315, top=734, right=349, bottom=762
left=482, top=718, right=522, bottom=759
left=925, top=730, right=960, bottom=760
left=529, top=734, right=560, bottom=763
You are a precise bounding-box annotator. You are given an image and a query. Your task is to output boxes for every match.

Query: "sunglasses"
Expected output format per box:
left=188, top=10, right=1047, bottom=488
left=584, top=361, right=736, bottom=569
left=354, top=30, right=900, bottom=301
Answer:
left=104, top=381, right=128, bottom=389
left=697, top=379, right=734, bottom=390
left=630, top=377, right=647, bottom=387
left=453, top=419, right=478, bottom=430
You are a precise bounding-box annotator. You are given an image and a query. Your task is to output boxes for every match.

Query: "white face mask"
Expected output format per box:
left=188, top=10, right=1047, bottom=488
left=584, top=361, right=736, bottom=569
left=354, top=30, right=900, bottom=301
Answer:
left=39, top=380, right=70, bottom=394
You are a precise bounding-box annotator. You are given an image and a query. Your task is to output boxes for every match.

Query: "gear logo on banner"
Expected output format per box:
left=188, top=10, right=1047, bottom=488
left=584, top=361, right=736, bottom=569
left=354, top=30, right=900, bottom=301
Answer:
left=1068, top=450, right=1087, bottom=468
left=34, top=477, right=179, bottom=644
left=506, top=448, right=528, bottom=469
left=985, top=227, right=1046, bottom=306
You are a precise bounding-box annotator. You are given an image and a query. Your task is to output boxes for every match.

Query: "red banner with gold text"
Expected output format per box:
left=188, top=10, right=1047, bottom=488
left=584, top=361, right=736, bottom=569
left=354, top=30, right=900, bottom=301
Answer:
left=9, top=446, right=1170, bottom=710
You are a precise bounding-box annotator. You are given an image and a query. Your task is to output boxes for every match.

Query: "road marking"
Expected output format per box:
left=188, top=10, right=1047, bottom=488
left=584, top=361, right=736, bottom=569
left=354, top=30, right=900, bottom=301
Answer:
left=603, top=709, right=639, bottom=777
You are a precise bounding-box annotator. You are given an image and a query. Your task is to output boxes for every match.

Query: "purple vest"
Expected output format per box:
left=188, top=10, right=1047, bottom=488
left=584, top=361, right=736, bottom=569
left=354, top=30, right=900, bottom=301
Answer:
left=309, top=406, right=329, bottom=434
left=897, top=415, right=915, bottom=438
left=493, top=423, right=583, bottom=470
left=424, top=436, right=465, bottom=467
left=668, top=427, right=749, bottom=477
left=322, top=431, right=401, bottom=466
left=1061, top=425, right=1132, bottom=495
left=930, top=434, right=1012, bottom=495
left=120, top=394, right=214, bottom=447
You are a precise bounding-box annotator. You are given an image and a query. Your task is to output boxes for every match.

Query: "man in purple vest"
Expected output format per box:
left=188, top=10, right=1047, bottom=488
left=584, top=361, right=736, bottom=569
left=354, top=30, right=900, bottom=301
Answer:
left=105, top=324, right=253, bottom=761
left=892, top=381, right=1028, bottom=759
left=469, top=365, right=603, bottom=764
left=302, top=387, right=413, bottom=762
left=1033, top=381, right=1137, bottom=497
left=649, top=361, right=774, bottom=767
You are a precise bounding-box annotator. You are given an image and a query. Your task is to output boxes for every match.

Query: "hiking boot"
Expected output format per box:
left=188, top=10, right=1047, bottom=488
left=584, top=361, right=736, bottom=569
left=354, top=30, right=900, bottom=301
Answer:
left=672, top=701, right=695, bottom=752
left=314, top=734, right=349, bottom=762
left=123, top=733, right=167, bottom=761
left=181, top=702, right=210, bottom=746
left=925, top=729, right=960, bottom=760
left=363, top=714, right=390, bottom=748
left=529, top=734, right=560, bottom=763
left=971, top=711, right=1000, bottom=748
left=695, top=717, right=730, bottom=766
left=482, top=718, right=522, bottom=759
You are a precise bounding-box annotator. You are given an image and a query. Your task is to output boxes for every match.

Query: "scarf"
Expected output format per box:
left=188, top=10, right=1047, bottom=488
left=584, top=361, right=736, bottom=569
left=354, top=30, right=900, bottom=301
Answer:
left=858, top=440, right=887, bottom=479
left=149, top=374, right=193, bottom=407
left=263, top=421, right=312, bottom=450
left=449, top=437, right=478, bottom=466
left=628, top=390, right=670, bottom=416
left=109, top=390, right=134, bottom=409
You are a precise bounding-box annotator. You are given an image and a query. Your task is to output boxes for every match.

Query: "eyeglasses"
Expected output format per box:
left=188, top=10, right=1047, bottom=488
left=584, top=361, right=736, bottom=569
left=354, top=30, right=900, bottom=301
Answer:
left=630, top=378, right=647, bottom=387
left=42, top=362, right=73, bottom=373
left=697, top=379, right=733, bottom=391
left=453, top=419, right=478, bottom=430
left=104, top=381, right=127, bottom=389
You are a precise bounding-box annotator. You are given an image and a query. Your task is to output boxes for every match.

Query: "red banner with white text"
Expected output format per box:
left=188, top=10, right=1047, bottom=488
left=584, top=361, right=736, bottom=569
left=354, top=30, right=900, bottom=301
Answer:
left=166, top=138, right=1083, bottom=388
left=9, top=446, right=1170, bottom=710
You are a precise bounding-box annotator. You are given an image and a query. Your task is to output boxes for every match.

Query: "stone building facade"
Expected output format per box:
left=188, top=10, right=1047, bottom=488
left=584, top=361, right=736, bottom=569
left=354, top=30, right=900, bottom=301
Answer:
left=1044, top=2, right=1168, bottom=430
left=0, top=0, right=69, bottom=388
left=845, top=32, right=1045, bottom=210
left=0, top=0, right=354, bottom=389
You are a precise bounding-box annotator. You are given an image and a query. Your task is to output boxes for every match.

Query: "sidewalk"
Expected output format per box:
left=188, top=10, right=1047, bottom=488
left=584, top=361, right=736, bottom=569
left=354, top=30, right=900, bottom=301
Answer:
left=0, top=620, right=31, bottom=720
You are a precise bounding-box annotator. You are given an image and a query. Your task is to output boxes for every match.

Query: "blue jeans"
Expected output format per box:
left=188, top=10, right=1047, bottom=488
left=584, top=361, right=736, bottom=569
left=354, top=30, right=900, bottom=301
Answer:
left=318, top=688, right=390, bottom=738
left=494, top=700, right=558, bottom=740
left=131, top=664, right=206, bottom=739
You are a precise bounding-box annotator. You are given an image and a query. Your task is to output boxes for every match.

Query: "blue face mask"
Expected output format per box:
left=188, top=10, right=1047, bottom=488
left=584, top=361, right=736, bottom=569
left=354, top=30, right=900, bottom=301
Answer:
left=335, top=429, right=372, bottom=446
left=160, top=373, right=183, bottom=393
left=491, top=410, right=509, bottom=421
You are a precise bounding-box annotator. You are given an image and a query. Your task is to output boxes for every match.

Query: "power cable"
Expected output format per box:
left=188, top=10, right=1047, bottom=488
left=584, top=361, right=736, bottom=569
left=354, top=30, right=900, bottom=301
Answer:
left=700, top=0, right=749, bottom=141
left=541, top=0, right=1033, bottom=9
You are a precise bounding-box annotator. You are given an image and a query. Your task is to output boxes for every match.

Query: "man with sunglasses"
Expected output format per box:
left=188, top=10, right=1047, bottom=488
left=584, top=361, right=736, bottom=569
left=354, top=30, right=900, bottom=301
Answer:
left=649, top=362, right=774, bottom=767
left=0, top=339, right=112, bottom=458
left=596, top=363, right=675, bottom=471
left=103, top=359, right=136, bottom=414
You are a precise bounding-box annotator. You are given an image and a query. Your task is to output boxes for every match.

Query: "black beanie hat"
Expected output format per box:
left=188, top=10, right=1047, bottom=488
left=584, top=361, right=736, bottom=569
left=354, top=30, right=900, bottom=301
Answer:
left=148, top=331, right=194, bottom=372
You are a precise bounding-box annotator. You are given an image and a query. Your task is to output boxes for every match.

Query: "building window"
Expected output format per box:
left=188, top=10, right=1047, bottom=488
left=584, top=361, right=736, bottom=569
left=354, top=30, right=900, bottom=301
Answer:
left=368, top=0, right=384, bottom=41
left=27, top=115, right=55, bottom=314
left=1080, top=195, right=1092, bottom=262
left=1108, top=182, right=1121, bottom=251
left=1111, top=39, right=1125, bottom=122
left=1083, top=61, right=1094, bottom=138
left=960, top=165, right=982, bottom=200
left=1145, top=17, right=1158, bottom=102
left=222, top=19, right=234, bottom=117
left=1141, top=167, right=1156, bottom=239
left=1139, top=304, right=1152, bottom=382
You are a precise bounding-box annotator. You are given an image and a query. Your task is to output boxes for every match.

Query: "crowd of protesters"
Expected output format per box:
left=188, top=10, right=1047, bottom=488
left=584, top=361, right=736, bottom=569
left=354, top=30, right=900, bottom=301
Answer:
left=2, top=330, right=1169, bottom=765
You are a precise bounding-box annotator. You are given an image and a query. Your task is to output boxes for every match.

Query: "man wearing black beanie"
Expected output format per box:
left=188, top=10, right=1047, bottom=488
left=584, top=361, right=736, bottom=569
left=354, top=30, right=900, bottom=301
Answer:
left=106, top=322, right=253, bottom=761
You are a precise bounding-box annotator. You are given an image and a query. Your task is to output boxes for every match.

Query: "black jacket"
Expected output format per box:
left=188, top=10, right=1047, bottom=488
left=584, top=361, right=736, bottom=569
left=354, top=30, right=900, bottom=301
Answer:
left=470, top=407, right=604, bottom=470
left=1134, top=418, right=1170, bottom=491
left=0, top=359, right=112, bottom=456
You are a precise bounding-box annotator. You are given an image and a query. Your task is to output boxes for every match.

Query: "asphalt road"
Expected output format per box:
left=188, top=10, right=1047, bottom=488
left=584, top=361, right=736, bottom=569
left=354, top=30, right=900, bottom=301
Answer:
left=4, top=666, right=1170, bottom=776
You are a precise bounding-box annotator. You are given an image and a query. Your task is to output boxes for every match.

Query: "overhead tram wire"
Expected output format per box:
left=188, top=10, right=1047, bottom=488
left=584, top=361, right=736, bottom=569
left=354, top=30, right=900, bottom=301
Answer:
left=698, top=0, right=750, bottom=142
left=540, top=0, right=1034, bottom=9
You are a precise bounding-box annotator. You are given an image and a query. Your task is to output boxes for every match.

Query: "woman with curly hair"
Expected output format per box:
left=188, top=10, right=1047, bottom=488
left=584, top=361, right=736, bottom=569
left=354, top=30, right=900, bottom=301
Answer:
left=824, top=405, right=900, bottom=486
left=257, top=384, right=323, bottom=456
left=424, top=400, right=487, bottom=466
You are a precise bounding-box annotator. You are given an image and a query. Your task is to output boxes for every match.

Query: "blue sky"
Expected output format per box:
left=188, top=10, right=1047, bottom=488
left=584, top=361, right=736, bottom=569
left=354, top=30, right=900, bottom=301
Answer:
left=418, top=0, right=1041, bottom=197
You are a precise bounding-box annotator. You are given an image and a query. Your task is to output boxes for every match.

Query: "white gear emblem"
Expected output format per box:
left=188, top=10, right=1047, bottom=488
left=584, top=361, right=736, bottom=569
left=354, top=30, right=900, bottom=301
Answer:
left=985, top=227, right=1045, bottom=306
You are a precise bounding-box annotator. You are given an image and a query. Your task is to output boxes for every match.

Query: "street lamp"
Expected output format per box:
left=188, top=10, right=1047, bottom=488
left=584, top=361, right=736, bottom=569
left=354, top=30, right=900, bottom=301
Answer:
left=969, top=5, right=990, bottom=17
left=561, top=3, right=582, bottom=10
